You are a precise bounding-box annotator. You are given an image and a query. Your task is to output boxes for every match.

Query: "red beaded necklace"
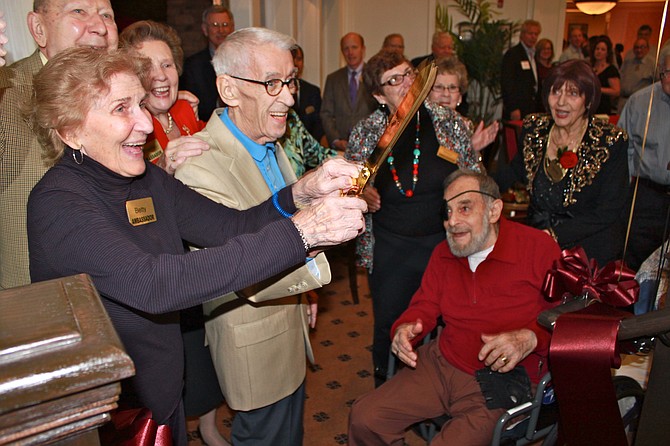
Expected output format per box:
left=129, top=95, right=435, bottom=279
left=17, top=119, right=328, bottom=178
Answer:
left=387, top=110, right=421, bottom=197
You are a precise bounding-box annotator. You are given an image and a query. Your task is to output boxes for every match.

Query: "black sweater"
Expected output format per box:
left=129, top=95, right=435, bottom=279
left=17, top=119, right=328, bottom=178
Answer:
left=28, top=148, right=305, bottom=423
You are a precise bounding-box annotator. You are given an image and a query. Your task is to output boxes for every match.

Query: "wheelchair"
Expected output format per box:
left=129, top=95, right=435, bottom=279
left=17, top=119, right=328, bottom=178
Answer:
left=386, top=329, right=646, bottom=446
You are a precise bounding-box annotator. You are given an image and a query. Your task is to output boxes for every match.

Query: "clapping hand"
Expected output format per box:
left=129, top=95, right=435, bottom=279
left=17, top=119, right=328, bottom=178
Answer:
left=472, top=120, right=500, bottom=152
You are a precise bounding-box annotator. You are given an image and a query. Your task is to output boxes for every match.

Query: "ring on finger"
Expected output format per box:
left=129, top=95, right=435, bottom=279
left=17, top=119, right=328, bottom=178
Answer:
left=500, top=355, right=508, bottom=364
left=169, top=154, right=176, bottom=162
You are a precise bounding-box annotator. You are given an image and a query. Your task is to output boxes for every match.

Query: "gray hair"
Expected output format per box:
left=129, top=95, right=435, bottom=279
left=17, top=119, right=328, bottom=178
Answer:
left=444, top=170, right=501, bottom=204
left=201, top=5, right=234, bottom=24
left=212, top=27, right=296, bottom=76
left=661, top=46, right=670, bottom=68
left=435, top=56, right=469, bottom=92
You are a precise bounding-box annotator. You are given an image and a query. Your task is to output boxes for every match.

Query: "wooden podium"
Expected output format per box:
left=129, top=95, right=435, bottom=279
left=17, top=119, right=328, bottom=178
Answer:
left=0, top=274, right=134, bottom=445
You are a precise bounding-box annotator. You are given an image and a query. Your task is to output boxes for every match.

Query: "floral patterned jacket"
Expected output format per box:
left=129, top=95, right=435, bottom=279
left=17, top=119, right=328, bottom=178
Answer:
left=345, top=101, right=480, bottom=270
left=280, top=109, right=337, bottom=177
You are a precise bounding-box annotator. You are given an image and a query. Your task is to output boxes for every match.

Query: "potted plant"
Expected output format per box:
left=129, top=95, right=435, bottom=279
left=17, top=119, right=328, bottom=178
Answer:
left=436, top=0, right=519, bottom=123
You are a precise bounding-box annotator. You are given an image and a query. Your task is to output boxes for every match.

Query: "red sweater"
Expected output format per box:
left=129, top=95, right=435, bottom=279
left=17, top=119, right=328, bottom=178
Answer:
left=392, top=218, right=561, bottom=383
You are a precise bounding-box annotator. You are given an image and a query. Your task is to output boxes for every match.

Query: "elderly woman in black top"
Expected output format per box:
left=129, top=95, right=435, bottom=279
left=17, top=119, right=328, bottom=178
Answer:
left=503, top=59, right=628, bottom=265
left=27, top=47, right=365, bottom=446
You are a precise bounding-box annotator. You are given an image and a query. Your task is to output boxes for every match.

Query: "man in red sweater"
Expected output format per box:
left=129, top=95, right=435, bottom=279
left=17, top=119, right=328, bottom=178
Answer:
left=349, top=170, right=561, bottom=445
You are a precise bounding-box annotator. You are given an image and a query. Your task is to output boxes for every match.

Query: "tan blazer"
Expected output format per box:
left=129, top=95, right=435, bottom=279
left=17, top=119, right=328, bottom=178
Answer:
left=174, top=109, right=331, bottom=411
left=0, top=51, right=47, bottom=289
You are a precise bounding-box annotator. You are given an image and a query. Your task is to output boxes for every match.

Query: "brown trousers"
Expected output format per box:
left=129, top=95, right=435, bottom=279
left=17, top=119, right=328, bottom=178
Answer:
left=348, top=340, right=505, bottom=445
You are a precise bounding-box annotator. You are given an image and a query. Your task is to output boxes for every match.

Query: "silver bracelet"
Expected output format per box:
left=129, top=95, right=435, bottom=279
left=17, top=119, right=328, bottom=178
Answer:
left=291, top=218, right=310, bottom=252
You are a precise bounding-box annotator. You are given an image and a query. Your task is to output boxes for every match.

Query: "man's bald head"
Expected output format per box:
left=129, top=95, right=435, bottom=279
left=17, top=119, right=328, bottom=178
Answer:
left=28, top=0, right=118, bottom=59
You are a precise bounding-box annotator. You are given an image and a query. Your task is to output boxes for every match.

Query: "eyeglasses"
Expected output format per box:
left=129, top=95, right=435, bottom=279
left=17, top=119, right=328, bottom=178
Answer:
left=208, top=21, right=231, bottom=29
left=381, top=68, right=417, bottom=87
left=660, top=71, right=669, bottom=80
left=432, top=84, right=460, bottom=94
left=229, top=75, right=299, bottom=96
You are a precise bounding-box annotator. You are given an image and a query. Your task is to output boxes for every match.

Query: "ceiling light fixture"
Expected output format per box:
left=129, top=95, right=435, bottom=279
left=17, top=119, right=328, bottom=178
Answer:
left=574, top=0, right=618, bottom=15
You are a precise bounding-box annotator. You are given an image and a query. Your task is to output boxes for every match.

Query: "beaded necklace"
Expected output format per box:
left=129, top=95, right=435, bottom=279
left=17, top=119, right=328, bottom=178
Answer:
left=387, top=110, right=421, bottom=197
left=161, top=112, right=174, bottom=135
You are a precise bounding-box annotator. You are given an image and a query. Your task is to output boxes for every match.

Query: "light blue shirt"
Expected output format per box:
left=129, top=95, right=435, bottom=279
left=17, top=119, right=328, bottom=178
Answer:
left=221, top=108, right=319, bottom=275
left=221, top=108, right=286, bottom=193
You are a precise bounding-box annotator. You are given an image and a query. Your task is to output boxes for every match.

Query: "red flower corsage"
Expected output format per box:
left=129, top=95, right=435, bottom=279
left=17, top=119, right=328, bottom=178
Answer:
left=557, top=148, right=578, bottom=169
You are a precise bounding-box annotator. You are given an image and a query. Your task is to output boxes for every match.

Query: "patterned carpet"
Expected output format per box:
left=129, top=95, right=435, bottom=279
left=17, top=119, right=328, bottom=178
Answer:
left=187, top=245, right=425, bottom=445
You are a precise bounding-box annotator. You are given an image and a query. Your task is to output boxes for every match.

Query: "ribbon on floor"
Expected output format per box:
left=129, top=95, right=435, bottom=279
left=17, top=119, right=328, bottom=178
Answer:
left=99, top=407, right=173, bottom=446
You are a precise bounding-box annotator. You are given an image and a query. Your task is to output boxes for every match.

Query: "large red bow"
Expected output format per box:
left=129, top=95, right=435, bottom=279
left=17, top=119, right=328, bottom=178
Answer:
left=542, top=247, right=638, bottom=307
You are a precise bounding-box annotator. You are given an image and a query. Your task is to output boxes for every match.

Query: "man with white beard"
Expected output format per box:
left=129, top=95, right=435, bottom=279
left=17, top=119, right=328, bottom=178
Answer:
left=349, top=170, right=561, bottom=445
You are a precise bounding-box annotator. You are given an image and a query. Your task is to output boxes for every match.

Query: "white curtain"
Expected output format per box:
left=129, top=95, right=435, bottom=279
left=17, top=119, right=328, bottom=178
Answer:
left=0, top=0, right=36, bottom=65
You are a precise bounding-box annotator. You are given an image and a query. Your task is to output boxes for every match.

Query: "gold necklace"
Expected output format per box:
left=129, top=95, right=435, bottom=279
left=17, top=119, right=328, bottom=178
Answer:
left=544, top=120, right=587, bottom=183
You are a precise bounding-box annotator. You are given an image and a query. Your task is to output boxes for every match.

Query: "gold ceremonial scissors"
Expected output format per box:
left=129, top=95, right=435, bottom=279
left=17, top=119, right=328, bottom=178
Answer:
left=347, top=60, right=437, bottom=196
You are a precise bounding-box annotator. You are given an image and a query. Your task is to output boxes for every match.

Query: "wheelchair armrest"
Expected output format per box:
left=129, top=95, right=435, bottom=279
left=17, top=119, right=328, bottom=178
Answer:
left=537, top=297, right=597, bottom=330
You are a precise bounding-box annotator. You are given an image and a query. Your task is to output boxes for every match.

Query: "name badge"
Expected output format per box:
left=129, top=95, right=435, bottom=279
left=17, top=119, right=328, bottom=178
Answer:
left=126, top=197, right=157, bottom=226
left=143, top=139, right=164, bottom=164
left=437, top=145, right=459, bottom=164
left=521, top=61, right=531, bottom=70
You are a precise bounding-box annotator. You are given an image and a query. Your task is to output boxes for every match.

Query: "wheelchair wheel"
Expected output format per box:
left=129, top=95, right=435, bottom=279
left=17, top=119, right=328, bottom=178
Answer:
left=613, top=375, right=644, bottom=445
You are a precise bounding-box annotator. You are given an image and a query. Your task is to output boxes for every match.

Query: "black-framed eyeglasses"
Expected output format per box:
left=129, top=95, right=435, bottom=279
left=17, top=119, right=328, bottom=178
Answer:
left=229, top=75, right=299, bottom=96
left=381, top=68, right=417, bottom=87
left=431, top=84, right=460, bottom=94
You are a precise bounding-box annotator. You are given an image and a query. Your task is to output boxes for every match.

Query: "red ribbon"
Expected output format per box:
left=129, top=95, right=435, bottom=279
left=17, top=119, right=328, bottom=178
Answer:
left=542, top=247, right=638, bottom=307
left=99, top=407, right=173, bottom=446
left=543, top=247, right=639, bottom=446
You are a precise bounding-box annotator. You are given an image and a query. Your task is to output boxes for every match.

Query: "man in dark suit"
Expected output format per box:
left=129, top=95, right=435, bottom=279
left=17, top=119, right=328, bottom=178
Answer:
left=501, top=20, right=542, bottom=121
left=180, top=5, right=234, bottom=121
left=0, top=0, right=118, bottom=290
left=291, top=45, right=324, bottom=142
left=321, top=32, right=377, bottom=151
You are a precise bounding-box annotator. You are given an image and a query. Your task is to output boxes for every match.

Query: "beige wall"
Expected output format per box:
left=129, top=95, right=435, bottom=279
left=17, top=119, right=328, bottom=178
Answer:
left=229, top=0, right=567, bottom=87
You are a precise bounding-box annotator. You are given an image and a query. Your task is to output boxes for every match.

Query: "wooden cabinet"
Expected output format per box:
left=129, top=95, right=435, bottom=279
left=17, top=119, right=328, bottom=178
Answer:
left=0, top=274, right=134, bottom=445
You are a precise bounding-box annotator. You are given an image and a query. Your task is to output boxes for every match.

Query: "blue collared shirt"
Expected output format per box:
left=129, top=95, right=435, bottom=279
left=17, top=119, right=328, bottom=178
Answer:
left=221, top=108, right=287, bottom=193
left=221, top=108, right=319, bottom=275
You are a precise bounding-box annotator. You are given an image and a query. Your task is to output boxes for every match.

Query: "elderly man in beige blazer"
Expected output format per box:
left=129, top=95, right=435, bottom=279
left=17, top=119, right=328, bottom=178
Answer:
left=175, top=27, right=333, bottom=446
